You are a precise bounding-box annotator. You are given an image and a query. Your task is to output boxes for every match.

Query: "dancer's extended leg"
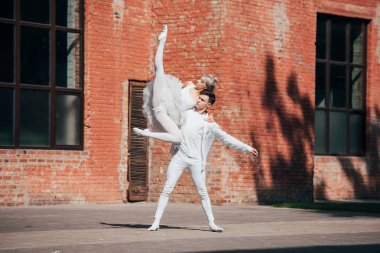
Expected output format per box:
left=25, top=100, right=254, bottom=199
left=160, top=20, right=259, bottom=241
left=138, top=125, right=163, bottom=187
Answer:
left=152, top=25, right=167, bottom=108
left=190, top=162, right=224, bottom=232
left=147, top=153, right=186, bottom=231
left=134, top=111, right=182, bottom=143
left=145, top=24, right=181, bottom=143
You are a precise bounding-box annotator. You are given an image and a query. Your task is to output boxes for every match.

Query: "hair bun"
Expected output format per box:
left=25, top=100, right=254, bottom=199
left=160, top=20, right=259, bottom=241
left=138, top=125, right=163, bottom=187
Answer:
left=212, top=75, right=219, bottom=83
left=202, top=74, right=218, bottom=92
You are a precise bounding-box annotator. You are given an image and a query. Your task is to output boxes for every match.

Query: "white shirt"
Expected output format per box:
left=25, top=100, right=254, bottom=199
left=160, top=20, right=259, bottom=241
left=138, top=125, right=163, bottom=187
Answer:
left=178, top=109, right=253, bottom=165
left=179, top=109, right=207, bottom=159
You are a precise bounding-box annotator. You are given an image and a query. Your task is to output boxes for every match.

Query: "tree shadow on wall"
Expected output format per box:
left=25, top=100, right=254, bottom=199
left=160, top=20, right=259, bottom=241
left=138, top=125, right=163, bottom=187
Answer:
left=332, top=107, right=380, bottom=200
left=254, top=54, right=380, bottom=204
left=312, top=90, right=380, bottom=202
left=253, top=54, right=314, bottom=204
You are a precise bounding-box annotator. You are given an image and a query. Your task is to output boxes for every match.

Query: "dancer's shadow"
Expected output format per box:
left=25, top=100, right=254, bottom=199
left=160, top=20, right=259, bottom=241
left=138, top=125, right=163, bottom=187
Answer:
left=100, top=222, right=207, bottom=231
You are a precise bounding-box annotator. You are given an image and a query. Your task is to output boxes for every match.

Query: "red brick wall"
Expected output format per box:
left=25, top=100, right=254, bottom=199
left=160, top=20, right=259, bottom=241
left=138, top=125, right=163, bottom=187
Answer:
left=1, top=0, right=379, bottom=206
left=148, top=0, right=317, bottom=204
left=314, top=0, right=380, bottom=200
left=149, top=0, right=380, bottom=204
left=220, top=0, right=317, bottom=203
left=0, top=0, right=153, bottom=206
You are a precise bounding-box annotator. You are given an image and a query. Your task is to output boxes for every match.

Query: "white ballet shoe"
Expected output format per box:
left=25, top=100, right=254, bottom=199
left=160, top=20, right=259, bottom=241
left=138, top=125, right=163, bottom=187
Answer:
left=133, top=127, right=150, bottom=137
left=147, top=220, right=160, bottom=231
left=147, top=225, right=159, bottom=231
left=157, top=24, right=167, bottom=41
left=209, top=222, right=224, bottom=232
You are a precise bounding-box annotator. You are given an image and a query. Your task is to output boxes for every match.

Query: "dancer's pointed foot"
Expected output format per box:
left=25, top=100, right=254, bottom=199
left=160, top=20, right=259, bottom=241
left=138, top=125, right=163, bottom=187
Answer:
left=147, top=220, right=160, bottom=231
left=157, top=24, right=168, bottom=41
left=133, top=127, right=150, bottom=137
left=209, top=222, right=224, bottom=232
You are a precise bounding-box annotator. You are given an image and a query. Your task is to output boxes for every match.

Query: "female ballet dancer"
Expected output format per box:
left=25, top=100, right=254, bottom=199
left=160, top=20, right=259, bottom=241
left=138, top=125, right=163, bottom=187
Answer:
left=133, top=25, right=218, bottom=143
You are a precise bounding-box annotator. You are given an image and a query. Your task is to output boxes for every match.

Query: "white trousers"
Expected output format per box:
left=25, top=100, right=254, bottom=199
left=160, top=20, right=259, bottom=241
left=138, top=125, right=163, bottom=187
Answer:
left=154, top=151, right=215, bottom=222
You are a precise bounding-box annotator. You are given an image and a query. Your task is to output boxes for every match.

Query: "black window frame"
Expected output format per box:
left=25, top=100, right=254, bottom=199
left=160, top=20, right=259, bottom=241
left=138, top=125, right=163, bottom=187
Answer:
left=0, top=0, right=84, bottom=150
left=315, top=13, right=368, bottom=156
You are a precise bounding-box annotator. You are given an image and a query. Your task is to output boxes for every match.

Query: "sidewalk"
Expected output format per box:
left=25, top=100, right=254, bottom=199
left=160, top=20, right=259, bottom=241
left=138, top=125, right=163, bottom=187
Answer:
left=0, top=202, right=379, bottom=253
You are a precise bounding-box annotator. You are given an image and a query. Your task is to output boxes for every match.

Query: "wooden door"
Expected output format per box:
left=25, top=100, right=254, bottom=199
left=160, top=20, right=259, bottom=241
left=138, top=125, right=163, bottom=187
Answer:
left=128, top=81, right=148, bottom=201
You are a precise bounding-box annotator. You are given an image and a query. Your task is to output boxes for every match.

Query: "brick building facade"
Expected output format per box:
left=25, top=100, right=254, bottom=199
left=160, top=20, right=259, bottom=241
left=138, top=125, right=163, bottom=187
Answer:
left=0, top=0, right=379, bottom=206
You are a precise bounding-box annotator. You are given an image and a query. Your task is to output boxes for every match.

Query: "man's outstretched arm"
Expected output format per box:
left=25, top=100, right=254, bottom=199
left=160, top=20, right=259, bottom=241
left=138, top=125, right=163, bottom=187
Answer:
left=212, top=124, right=258, bottom=156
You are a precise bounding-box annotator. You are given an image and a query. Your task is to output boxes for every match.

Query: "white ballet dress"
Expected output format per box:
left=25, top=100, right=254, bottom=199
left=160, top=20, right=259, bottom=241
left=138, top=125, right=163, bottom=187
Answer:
left=142, top=74, right=197, bottom=132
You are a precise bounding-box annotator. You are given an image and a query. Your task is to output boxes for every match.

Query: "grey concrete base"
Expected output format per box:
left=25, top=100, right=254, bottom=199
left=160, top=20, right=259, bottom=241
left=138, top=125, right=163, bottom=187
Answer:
left=0, top=203, right=379, bottom=253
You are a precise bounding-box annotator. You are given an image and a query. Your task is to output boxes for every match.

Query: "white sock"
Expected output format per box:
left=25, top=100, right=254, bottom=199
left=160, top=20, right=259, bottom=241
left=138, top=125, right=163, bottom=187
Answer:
left=133, top=127, right=150, bottom=137
left=157, top=25, right=167, bottom=43
left=209, top=221, right=224, bottom=232
left=147, top=219, right=160, bottom=231
left=133, top=125, right=181, bottom=143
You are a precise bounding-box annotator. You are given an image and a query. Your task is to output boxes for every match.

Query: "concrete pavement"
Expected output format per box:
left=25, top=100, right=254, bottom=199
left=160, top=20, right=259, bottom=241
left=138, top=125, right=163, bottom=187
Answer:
left=0, top=202, right=379, bottom=253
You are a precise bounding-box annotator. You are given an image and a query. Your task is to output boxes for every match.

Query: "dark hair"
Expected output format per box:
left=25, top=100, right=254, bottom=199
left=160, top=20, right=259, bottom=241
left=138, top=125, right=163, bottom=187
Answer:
left=200, top=90, right=216, bottom=105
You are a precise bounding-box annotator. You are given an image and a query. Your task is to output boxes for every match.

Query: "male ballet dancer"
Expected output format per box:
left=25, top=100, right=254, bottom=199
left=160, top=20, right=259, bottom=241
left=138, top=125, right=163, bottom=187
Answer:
left=146, top=90, right=258, bottom=232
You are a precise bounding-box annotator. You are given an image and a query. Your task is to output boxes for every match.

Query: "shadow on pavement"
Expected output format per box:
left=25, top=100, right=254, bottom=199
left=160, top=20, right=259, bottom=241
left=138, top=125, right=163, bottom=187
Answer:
left=272, top=206, right=380, bottom=218
left=192, top=244, right=380, bottom=253
left=99, top=222, right=206, bottom=231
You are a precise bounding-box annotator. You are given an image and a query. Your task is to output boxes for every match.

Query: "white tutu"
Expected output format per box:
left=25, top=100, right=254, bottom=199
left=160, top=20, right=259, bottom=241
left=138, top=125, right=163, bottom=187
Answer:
left=142, top=74, right=185, bottom=132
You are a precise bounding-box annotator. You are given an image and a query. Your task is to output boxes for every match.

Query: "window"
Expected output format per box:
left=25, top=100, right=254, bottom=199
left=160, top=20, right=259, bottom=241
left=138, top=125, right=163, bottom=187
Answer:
left=315, top=14, right=367, bottom=155
left=0, top=0, right=84, bottom=149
